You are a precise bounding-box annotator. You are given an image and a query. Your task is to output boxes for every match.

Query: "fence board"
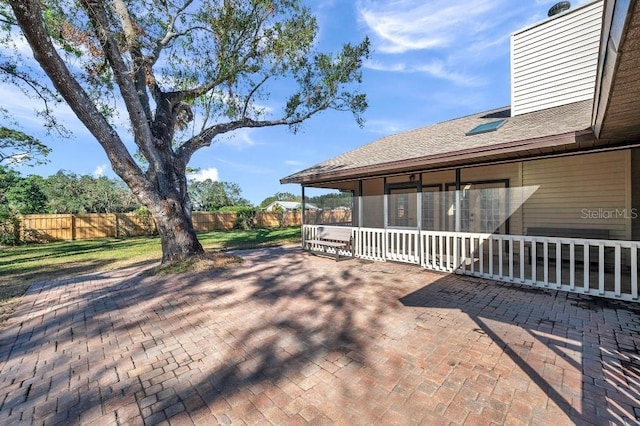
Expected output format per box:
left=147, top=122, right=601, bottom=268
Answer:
left=14, top=210, right=307, bottom=242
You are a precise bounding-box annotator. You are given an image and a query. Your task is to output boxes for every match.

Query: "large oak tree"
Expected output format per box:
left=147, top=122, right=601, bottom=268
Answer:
left=5, top=0, right=369, bottom=262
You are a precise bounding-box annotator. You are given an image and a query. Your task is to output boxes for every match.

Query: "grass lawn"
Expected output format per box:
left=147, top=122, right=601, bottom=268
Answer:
left=0, top=226, right=301, bottom=326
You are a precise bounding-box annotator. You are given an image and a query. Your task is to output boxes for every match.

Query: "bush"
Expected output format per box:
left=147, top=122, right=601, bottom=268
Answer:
left=133, top=206, right=156, bottom=235
left=218, top=206, right=257, bottom=230
left=0, top=211, right=21, bottom=245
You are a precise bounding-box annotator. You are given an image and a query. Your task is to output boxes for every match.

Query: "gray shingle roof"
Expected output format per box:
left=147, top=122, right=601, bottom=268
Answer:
left=281, top=100, right=594, bottom=184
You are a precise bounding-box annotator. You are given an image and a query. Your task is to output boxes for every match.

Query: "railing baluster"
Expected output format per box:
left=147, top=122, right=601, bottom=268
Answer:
left=583, top=243, right=589, bottom=293
left=556, top=242, right=561, bottom=287
left=432, top=233, right=437, bottom=269
left=569, top=242, right=575, bottom=290
left=543, top=240, right=549, bottom=286
left=632, top=246, right=638, bottom=300
left=531, top=240, right=537, bottom=283
left=470, top=237, right=476, bottom=274
left=461, top=236, right=467, bottom=274
left=509, top=239, right=514, bottom=281
left=479, top=237, right=484, bottom=276
left=498, top=238, right=503, bottom=278
left=614, top=244, right=621, bottom=297
left=439, top=235, right=444, bottom=270
left=520, top=238, right=525, bottom=283
left=599, top=243, right=605, bottom=295
left=489, top=237, right=494, bottom=277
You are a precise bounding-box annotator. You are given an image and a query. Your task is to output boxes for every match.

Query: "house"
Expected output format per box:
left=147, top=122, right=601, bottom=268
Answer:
left=281, top=0, right=640, bottom=302
left=263, top=201, right=318, bottom=211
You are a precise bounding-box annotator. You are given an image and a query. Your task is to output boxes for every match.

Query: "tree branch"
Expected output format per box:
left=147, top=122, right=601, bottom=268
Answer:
left=79, top=0, right=161, bottom=168
left=111, top=0, right=153, bottom=122
left=8, top=0, right=154, bottom=202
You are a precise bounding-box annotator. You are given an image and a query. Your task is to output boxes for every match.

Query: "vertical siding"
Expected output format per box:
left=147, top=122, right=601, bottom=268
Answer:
left=511, top=0, right=603, bottom=116
left=522, top=151, right=630, bottom=240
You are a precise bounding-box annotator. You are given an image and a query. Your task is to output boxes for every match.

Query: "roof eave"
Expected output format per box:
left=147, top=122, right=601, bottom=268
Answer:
left=280, top=129, right=595, bottom=185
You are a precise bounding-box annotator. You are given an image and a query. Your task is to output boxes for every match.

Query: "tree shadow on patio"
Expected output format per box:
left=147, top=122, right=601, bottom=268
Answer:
left=0, top=246, right=390, bottom=424
left=400, top=273, right=640, bottom=424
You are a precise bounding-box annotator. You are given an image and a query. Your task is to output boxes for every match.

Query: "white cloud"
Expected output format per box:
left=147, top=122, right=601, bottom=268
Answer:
left=364, top=59, right=483, bottom=87
left=93, top=164, right=108, bottom=177
left=187, top=167, right=220, bottom=182
left=364, top=119, right=409, bottom=135
left=217, top=128, right=262, bottom=150
left=285, top=160, right=304, bottom=166
left=357, top=0, right=502, bottom=54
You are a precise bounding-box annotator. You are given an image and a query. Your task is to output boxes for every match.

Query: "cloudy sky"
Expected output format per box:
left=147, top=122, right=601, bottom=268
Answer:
left=8, top=0, right=592, bottom=204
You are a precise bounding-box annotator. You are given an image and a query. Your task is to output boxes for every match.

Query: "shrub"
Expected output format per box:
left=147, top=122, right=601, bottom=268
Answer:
left=133, top=206, right=156, bottom=235
left=218, top=206, right=257, bottom=230
left=0, top=211, right=21, bottom=245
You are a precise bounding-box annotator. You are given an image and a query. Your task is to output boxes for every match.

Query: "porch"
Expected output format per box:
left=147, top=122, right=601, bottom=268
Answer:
left=303, top=225, right=640, bottom=302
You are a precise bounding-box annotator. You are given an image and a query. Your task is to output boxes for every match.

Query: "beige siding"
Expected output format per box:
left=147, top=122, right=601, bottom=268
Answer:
left=421, top=170, right=454, bottom=187
left=633, top=149, right=640, bottom=240
left=511, top=0, right=603, bottom=116
left=522, top=151, right=631, bottom=240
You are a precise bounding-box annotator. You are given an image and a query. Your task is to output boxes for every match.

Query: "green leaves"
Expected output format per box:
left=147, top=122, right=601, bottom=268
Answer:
left=0, top=126, right=50, bottom=166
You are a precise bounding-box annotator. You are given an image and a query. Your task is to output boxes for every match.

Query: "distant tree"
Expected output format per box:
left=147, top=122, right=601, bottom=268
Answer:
left=0, top=165, right=20, bottom=204
left=189, top=180, right=250, bottom=211
left=41, top=170, right=86, bottom=213
left=259, top=192, right=301, bottom=208
left=308, top=192, right=352, bottom=209
left=5, top=0, right=369, bottom=263
left=0, top=167, right=48, bottom=244
left=4, top=175, right=48, bottom=214
left=42, top=170, right=139, bottom=213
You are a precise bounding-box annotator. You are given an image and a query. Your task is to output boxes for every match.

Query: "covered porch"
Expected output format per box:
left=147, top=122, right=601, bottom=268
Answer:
left=297, top=148, right=640, bottom=302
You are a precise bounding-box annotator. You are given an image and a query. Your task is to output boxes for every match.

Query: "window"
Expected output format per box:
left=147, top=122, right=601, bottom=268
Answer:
left=388, top=185, right=418, bottom=228
left=422, top=186, right=441, bottom=231
left=445, top=180, right=509, bottom=234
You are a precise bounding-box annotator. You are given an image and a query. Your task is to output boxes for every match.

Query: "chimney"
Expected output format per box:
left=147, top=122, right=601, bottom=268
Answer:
left=510, top=0, right=603, bottom=116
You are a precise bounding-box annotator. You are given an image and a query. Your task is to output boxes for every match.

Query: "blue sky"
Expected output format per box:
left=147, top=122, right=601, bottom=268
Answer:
left=8, top=0, right=591, bottom=205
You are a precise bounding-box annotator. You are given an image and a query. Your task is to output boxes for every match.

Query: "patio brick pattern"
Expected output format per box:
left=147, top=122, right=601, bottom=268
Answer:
left=0, top=246, right=639, bottom=425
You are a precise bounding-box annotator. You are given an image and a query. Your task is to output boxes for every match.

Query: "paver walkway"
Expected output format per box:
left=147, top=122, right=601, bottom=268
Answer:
left=0, top=246, right=639, bottom=425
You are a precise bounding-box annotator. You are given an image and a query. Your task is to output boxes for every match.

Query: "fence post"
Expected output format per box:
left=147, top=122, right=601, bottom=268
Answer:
left=71, top=215, right=76, bottom=241
left=115, top=213, right=119, bottom=238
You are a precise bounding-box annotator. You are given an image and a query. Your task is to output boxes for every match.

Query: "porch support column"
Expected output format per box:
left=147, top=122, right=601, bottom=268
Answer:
left=300, top=185, right=307, bottom=226
left=383, top=177, right=388, bottom=229
left=301, top=185, right=306, bottom=248
left=358, top=180, right=363, bottom=228
left=417, top=174, right=423, bottom=231
left=455, top=169, right=461, bottom=233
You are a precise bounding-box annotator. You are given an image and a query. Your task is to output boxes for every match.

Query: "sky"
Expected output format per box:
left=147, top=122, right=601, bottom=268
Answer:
left=7, top=0, right=592, bottom=205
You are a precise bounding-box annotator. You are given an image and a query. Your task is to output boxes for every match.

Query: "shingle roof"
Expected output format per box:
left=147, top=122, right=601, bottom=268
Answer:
left=281, top=100, right=594, bottom=184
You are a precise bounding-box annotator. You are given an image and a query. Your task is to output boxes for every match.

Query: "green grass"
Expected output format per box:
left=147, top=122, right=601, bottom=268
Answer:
left=0, top=226, right=301, bottom=325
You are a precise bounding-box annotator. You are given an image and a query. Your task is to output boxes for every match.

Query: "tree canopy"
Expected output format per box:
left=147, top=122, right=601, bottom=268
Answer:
left=4, top=0, right=369, bottom=262
left=189, top=179, right=249, bottom=211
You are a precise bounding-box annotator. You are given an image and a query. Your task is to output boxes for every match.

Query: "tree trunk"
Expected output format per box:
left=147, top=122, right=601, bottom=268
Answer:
left=148, top=199, right=204, bottom=263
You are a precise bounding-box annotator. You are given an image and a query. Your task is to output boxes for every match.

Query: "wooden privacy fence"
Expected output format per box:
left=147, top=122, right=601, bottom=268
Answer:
left=15, top=209, right=351, bottom=242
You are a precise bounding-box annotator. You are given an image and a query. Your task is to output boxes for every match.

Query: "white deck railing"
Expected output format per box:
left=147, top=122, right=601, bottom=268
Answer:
left=302, top=225, right=640, bottom=302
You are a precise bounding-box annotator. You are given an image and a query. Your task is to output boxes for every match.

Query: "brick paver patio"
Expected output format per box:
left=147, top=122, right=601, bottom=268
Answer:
left=0, top=246, right=639, bottom=425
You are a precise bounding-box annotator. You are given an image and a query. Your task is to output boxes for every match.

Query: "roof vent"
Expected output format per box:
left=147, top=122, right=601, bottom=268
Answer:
left=548, top=1, right=571, bottom=17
